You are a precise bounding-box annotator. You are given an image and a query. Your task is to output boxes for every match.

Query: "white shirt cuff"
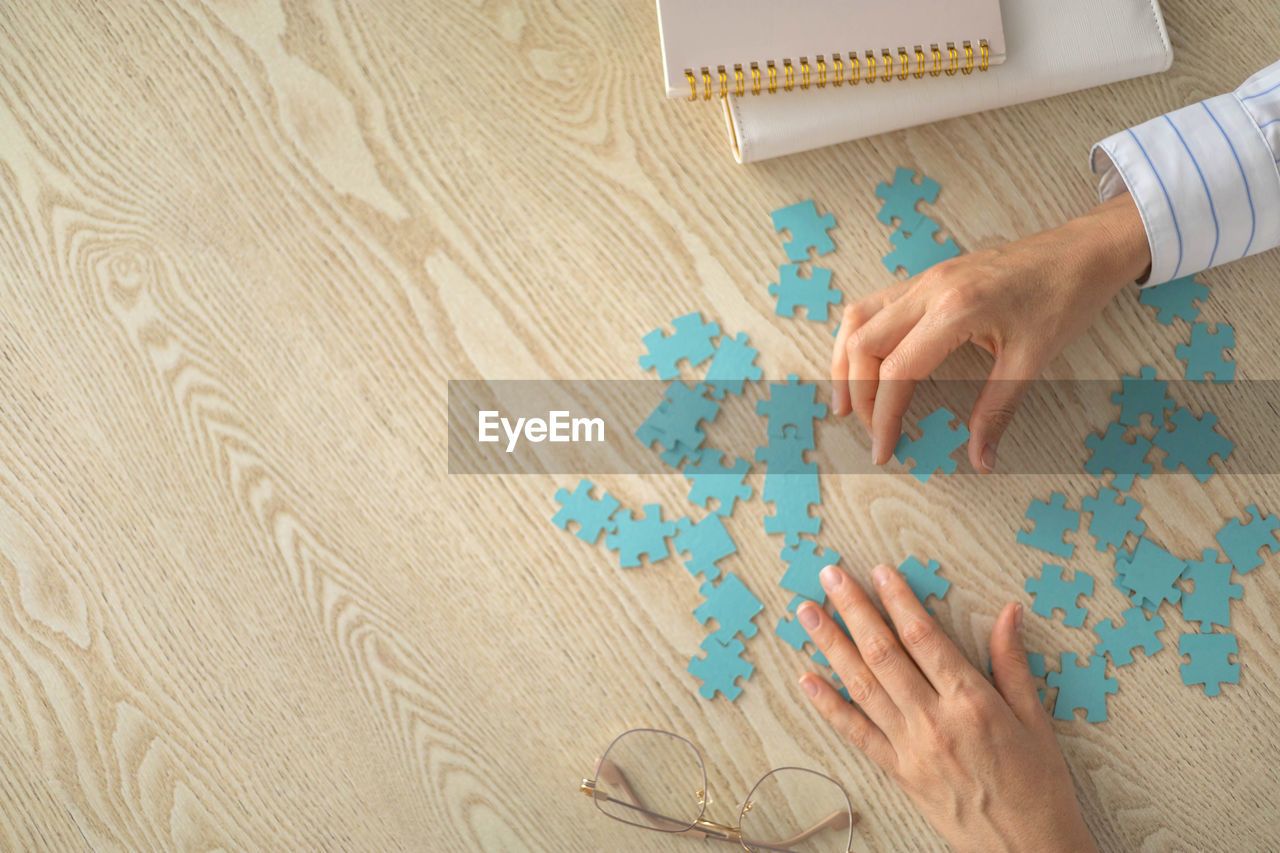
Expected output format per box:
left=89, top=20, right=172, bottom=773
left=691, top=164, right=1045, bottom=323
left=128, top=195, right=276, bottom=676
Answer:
left=1090, top=91, right=1280, bottom=286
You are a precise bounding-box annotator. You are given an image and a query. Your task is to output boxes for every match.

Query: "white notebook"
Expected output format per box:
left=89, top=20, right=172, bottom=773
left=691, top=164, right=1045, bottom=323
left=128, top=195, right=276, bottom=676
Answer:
left=720, top=0, right=1173, bottom=162
left=657, top=0, right=1007, bottom=101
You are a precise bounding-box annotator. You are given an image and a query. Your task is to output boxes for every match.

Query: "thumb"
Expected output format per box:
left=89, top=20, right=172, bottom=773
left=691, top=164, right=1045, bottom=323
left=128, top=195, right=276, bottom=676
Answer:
left=990, top=602, right=1047, bottom=727
left=968, top=352, right=1037, bottom=473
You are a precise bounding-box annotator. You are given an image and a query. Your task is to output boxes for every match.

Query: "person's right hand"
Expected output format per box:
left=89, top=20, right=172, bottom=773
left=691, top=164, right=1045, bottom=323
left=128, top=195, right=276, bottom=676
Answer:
left=832, top=191, right=1151, bottom=473
left=796, top=564, right=1098, bottom=853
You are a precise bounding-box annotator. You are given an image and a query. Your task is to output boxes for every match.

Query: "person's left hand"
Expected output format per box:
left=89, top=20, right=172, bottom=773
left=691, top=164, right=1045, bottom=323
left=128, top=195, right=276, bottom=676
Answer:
left=796, top=564, right=1097, bottom=853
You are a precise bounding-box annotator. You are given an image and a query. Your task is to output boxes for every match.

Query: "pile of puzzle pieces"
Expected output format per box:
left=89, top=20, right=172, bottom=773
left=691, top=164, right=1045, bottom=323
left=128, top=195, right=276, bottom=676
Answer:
left=1011, top=269, right=1267, bottom=721
left=550, top=167, right=1272, bottom=718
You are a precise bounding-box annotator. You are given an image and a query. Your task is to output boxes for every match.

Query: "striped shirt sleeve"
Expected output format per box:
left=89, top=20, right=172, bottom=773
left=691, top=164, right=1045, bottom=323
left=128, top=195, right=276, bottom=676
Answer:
left=1090, top=60, right=1280, bottom=286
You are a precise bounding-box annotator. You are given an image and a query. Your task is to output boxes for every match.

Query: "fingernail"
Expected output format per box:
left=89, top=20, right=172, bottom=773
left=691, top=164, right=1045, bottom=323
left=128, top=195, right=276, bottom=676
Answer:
left=872, top=565, right=890, bottom=587
left=870, top=437, right=881, bottom=465
left=800, top=676, right=820, bottom=698
left=798, top=603, right=821, bottom=630
left=1014, top=603, right=1024, bottom=632
left=981, top=442, right=997, bottom=473
left=820, top=565, right=843, bottom=591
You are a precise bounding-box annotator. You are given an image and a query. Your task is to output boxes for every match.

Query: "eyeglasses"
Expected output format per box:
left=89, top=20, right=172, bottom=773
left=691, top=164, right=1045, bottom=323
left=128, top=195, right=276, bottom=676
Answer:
left=578, top=728, right=858, bottom=852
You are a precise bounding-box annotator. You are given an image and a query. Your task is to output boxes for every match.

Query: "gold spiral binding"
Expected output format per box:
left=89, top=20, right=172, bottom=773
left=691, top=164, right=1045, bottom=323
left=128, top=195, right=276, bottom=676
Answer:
left=684, top=38, right=987, bottom=98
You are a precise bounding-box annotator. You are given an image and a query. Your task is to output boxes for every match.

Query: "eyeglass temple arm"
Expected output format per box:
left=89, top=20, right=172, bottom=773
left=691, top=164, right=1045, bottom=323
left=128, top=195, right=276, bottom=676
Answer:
left=588, top=757, right=860, bottom=848
left=590, top=757, right=741, bottom=841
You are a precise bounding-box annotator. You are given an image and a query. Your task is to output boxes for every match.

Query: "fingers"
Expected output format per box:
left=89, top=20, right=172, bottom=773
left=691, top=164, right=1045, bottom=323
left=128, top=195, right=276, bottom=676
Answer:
left=819, top=565, right=936, bottom=711
left=870, top=316, right=969, bottom=466
left=797, top=600, right=904, bottom=735
left=968, top=351, right=1040, bottom=473
left=798, top=673, right=897, bottom=771
left=844, top=299, right=922, bottom=455
left=872, top=564, right=978, bottom=697
left=831, top=292, right=893, bottom=423
left=989, top=602, right=1049, bottom=727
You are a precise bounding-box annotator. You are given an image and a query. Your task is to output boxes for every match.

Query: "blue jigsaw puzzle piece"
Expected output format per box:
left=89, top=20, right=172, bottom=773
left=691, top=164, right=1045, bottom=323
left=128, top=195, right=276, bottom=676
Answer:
left=1138, top=274, right=1208, bottom=325
left=893, top=407, right=969, bottom=482
left=1111, top=366, right=1174, bottom=429
left=688, top=635, right=754, bottom=701
left=875, top=167, right=941, bottom=232
left=694, top=573, right=764, bottom=643
left=1215, top=504, right=1279, bottom=573
left=1152, top=407, right=1233, bottom=483
left=769, top=264, right=843, bottom=322
left=1025, top=564, right=1093, bottom=627
left=1081, top=486, right=1145, bottom=551
left=757, top=375, right=827, bottom=446
left=551, top=479, right=620, bottom=544
left=1016, top=492, right=1080, bottom=559
left=658, top=440, right=700, bottom=470
left=1094, top=606, right=1164, bottom=666
left=1114, top=537, right=1185, bottom=611
left=1178, top=632, right=1239, bottom=697
left=882, top=217, right=960, bottom=277
left=771, top=200, right=837, bottom=261
left=672, top=514, right=737, bottom=581
left=604, top=503, right=675, bottom=568
left=1176, top=322, right=1235, bottom=383
left=762, top=483, right=822, bottom=544
left=684, top=449, right=752, bottom=516
left=635, top=381, right=720, bottom=452
left=898, top=555, right=950, bottom=612
left=705, top=332, right=762, bottom=398
left=1181, top=548, right=1242, bottom=632
left=638, top=312, right=721, bottom=379
left=1084, top=422, right=1153, bottom=491
left=775, top=612, right=814, bottom=652
left=1046, top=653, right=1118, bottom=722
left=779, top=541, right=840, bottom=604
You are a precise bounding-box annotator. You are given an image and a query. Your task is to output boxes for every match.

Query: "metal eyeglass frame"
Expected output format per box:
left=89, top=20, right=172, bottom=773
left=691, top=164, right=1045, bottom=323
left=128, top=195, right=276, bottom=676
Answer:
left=578, top=728, right=858, bottom=853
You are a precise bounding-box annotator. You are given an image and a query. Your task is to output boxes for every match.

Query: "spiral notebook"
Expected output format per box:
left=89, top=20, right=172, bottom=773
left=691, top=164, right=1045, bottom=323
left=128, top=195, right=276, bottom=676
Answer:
left=720, top=0, right=1172, bottom=162
left=657, top=0, right=1008, bottom=100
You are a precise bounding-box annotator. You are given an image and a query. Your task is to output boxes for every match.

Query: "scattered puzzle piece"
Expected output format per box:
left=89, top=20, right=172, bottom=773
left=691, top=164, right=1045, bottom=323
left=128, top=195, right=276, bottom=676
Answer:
left=875, top=167, right=940, bottom=233
left=1084, top=422, right=1153, bottom=491
left=1152, top=407, right=1233, bottom=483
left=779, top=541, right=840, bottom=603
left=775, top=613, right=815, bottom=653
left=688, top=635, right=754, bottom=701
left=635, top=381, right=720, bottom=452
left=769, top=264, right=842, bottom=322
left=705, top=332, right=762, bottom=398
left=672, top=514, right=737, bottom=581
left=893, top=407, right=969, bottom=482
left=762, top=488, right=822, bottom=545
left=1176, top=322, right=1235, bottom=383
left=771, top=200, right=836, bottom=261
left=1046, top=653, right=1118, bottom=722
left=1114, top=537, right=1185, bottom=611
left=1138, top=274, right=1208, bottom=325
left=638, top=312, right=721, bottom=379
left=1081, top=486, right=1145, bottom=551
left=1181, top=549, right=1242, bottom=632
left=1111, top=366, right=1174, bottom=429
left=1178, top=632, right=1239, bottom=697
left=882, top=217, right=960, bottom=277
left=898, top=555, right=950, bottom=611
left=684, top=449, right=752, bottom=516
left=1016, top=492, right=1080, bottom=559
left=694, top=573, right=763, bottom=642
left=757, top=375, right=827, bottom=446
left=1025, top=564, right=1093, bottom=627
left=605, top=503, right=675, bottom=567
left=658, top=440, right=699, bottom=470
left=1094, top=606, right=1164, bottom=666
left=551, top=479, right=619, bottom=544
left=1215, top=504, right=1279, bottom=574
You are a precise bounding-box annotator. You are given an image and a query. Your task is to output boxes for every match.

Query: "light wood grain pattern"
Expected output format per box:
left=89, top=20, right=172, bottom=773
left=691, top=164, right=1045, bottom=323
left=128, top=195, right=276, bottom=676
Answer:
left=0, top=1, right=1278, bottom=850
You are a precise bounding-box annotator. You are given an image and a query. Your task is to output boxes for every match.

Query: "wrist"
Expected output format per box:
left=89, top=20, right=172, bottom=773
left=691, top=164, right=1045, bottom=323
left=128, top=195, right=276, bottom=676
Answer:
left=1068, top=192, right=1152, bottom=293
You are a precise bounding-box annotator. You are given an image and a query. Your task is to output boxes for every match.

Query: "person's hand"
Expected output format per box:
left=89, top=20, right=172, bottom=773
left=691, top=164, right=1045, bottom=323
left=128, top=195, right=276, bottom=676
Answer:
left=796, top=564, right=1097, bottom=853
left=832, top=192, right=1150, bottom=472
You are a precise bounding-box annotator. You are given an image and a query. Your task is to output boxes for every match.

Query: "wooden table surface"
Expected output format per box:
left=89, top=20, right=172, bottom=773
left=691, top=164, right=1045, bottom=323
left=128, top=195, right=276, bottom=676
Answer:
left=2, top=1, right=1279, bottom=850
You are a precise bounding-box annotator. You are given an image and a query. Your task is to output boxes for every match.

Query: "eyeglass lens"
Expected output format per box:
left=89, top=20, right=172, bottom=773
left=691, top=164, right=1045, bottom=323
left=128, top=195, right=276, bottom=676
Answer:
left=592, top=729, right=708, bottom=833
left=739, top=766, right=854, bottom=853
